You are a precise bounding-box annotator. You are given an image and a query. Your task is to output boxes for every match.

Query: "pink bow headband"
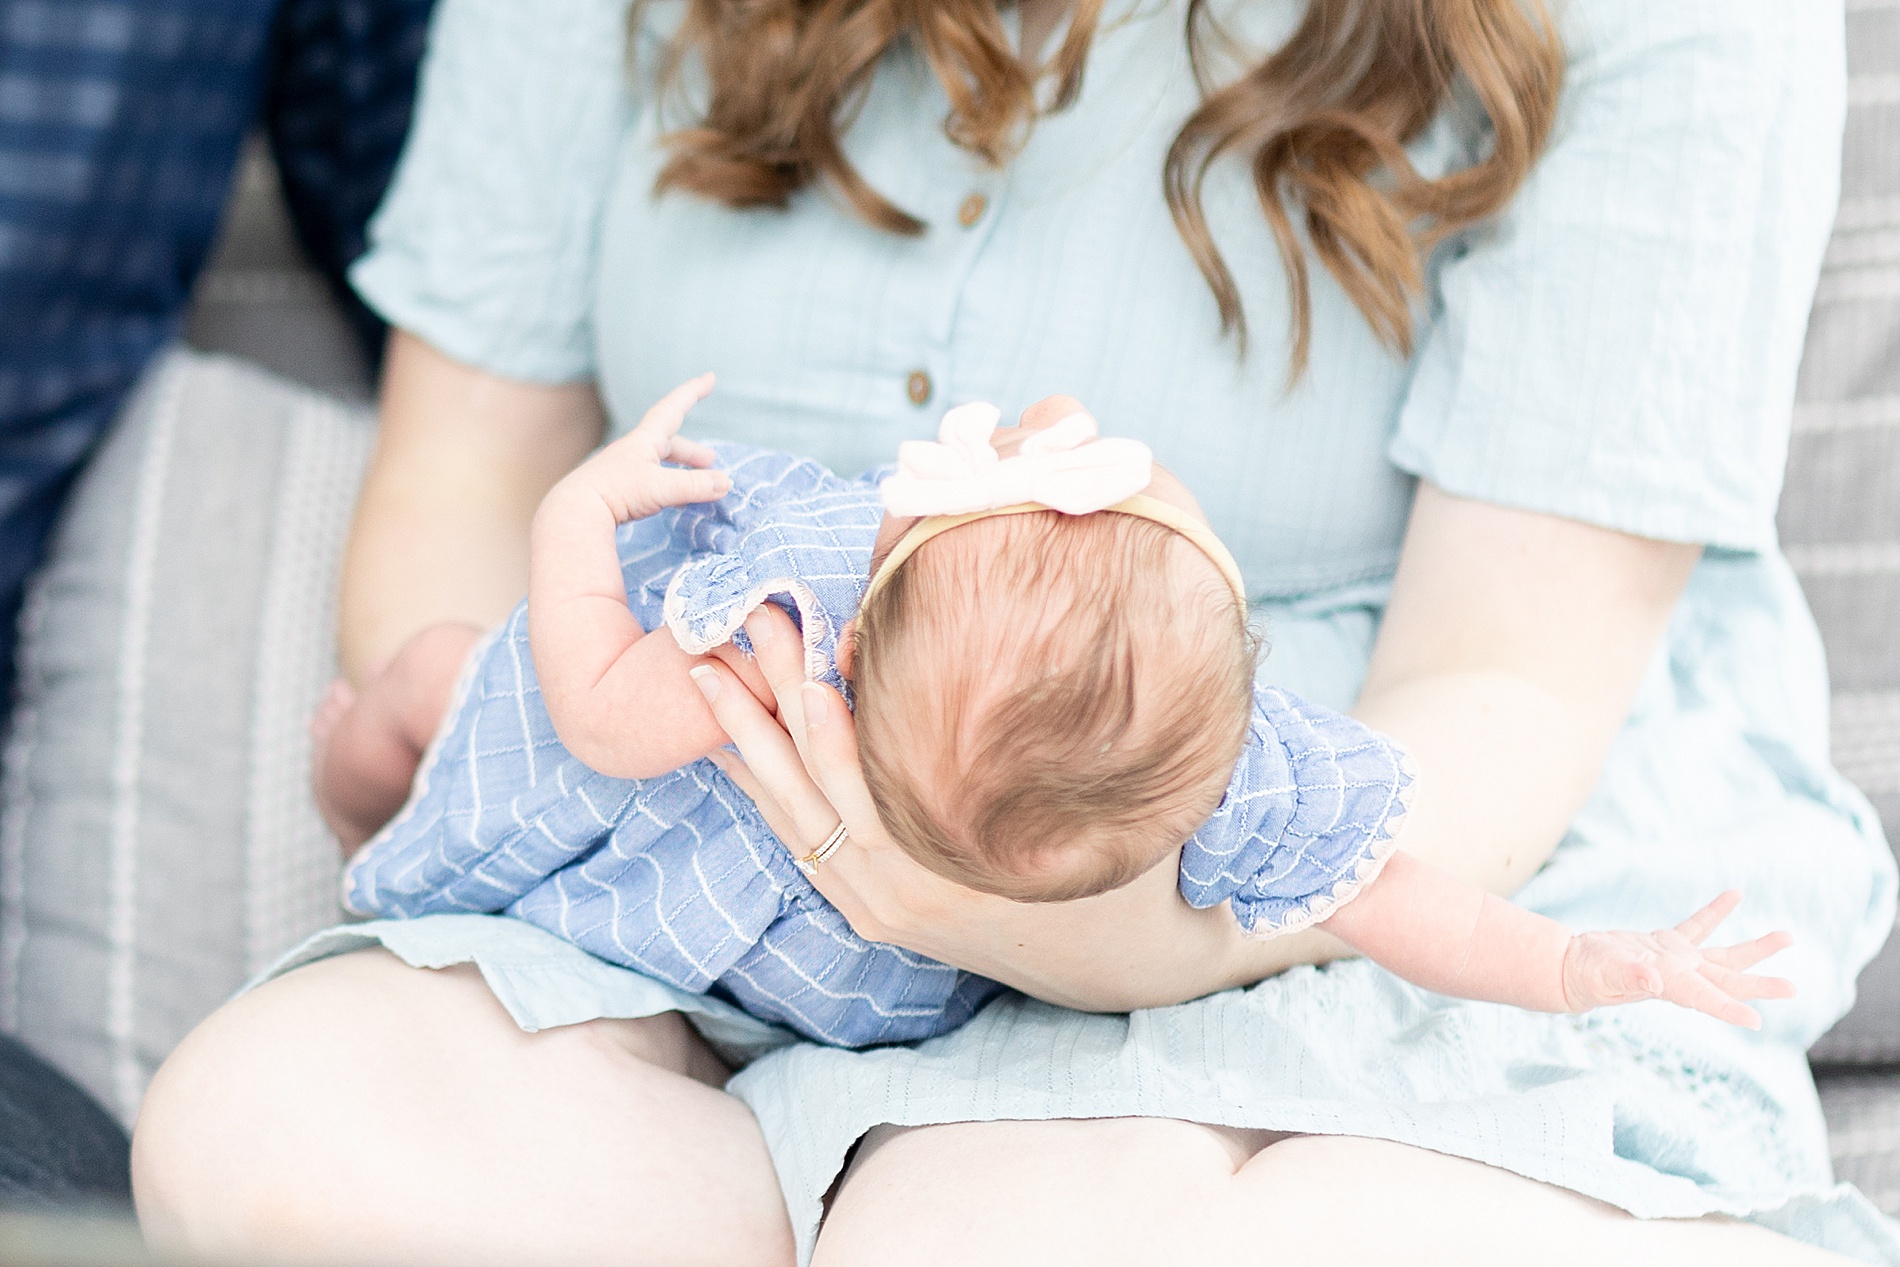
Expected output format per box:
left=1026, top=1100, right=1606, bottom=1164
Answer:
left=879, top=403, right=1154, bottom=518
left=869, top=403, right=1249, bottom=605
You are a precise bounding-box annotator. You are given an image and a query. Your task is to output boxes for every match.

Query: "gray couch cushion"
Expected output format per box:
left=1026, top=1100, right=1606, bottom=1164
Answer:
left=0, top=351, right=371, bottom=1124
left=1795, top=1, right=1900, bottom=1065
left=1822, top=1073, right=1900, bottom=1217
left=182, top=140, right=374, bottom=404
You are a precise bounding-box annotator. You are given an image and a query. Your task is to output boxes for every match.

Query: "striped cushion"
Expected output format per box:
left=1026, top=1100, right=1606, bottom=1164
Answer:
left=0, top=350, right=371, bottom=1124
left=1793, top=0, right=1900, bottom=1065
left=1821, top=1072, right=1900, bottom=1218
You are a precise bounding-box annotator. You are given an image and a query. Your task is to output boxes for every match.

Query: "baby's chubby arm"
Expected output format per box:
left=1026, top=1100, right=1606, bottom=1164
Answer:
left=529, top=375, right=768, bottom=779
left=1318, top=853, right=1796, bottom=1027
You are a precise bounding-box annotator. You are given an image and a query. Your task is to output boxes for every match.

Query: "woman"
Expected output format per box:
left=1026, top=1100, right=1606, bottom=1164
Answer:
left=131, top=0, right=1895, bottom=1262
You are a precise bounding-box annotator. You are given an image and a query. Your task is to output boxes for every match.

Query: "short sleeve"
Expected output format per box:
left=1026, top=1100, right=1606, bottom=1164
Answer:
left=1177, top=687, right=1416, bottom=937
left=347, top=0, right=640, bottom=382
left=1390, top=3, right=1845, bottom=550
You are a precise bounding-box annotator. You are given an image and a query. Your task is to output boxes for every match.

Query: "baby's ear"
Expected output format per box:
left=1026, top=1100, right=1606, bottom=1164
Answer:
left=836, top=620, right=858, bottom=680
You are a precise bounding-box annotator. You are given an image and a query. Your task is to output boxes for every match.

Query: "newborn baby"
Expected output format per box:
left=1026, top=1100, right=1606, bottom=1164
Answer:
left=320, top=378, right=1795, bottom=1047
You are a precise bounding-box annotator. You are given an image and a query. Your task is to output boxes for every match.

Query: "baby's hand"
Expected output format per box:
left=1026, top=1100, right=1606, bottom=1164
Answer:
left=1560, top=891, right=1795, bottom=1029
left=555, top=374, right=731, bottom=523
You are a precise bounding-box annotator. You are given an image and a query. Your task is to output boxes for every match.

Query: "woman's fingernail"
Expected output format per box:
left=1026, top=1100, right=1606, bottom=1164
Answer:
left=747, top=611, right=773, bottom=647
left=689, top=666, right=720, bottom=702
left=802, top=682, right=830, bottom=726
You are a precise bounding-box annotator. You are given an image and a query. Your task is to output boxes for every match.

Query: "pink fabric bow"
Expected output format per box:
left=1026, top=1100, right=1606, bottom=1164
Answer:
left=880, top=403, right=1155, bottom=517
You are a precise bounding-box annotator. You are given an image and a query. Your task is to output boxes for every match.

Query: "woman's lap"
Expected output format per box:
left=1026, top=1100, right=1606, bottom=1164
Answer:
left=132, top=949, right=793, bottom=1267
left=196, top=913, right=1897, bottom=1263
left=822, top=1122, right=1851, bottom=1266
left=131, top=950, right=1853, bottom=1266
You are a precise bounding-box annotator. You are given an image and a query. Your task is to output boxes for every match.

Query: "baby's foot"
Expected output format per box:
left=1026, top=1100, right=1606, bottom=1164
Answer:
left=311, top=674, right=424, bottom=856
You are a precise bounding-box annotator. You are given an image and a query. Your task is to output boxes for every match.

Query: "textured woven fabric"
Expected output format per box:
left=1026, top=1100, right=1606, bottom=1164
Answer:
left=345, top=442, right=1417, bottom=1046
left=0, top=349, right=368, bottom=1123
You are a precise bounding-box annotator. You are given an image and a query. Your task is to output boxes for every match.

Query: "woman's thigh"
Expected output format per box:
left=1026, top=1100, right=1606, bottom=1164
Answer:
left=814, top=1119, right=1855, bottom=1267
left=132, top=949, right=794, bottom=1267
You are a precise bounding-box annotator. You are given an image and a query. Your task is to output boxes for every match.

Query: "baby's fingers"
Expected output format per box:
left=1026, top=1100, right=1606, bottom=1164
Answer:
left=651, top=463, right=731, bottom=507
left=1697, top=961, right=1797, bottom=1002
left=1672, top=890, right=1744, bottom=946
left=1662, top=970, right=1764, bottom=1030
left=1701, top=930, right=1794, bottom=974
left=667, top=435, right=719, bottom=468
left=632, top=373, right=715, bottom=447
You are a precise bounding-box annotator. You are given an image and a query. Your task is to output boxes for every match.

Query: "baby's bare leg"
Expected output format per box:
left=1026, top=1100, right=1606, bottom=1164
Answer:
left=313, top=622, right=482, bottom=852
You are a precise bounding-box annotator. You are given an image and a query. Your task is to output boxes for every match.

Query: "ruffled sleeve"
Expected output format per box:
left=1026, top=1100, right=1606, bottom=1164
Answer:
left=348, top=0, right=640, bottom=382
left=661, top=447, right=886, bottom=694
left=1178, top=686, right=1417, bottom=937
left=1390, top=3, right=1842, bottom=550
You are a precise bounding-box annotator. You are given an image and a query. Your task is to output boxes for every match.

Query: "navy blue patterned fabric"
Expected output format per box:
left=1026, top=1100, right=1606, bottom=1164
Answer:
left=265, top=0, right=433, bottom=363
left=0, top=0, right=431, bottom=712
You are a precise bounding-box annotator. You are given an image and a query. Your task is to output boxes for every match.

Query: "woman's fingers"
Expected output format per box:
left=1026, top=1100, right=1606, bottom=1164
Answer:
left=1672, top=890, right=1744, bottom=945
left=633, top=373, right=715, bottom=446
left=743, top=607, right=817, bottom=749
left=740, top=607, right=884, bottom=825
left=796, top=680, right=886, bottom=829
left=690, top=662, right=837, bottom=847
left=705, top=749, right=804, bottom=848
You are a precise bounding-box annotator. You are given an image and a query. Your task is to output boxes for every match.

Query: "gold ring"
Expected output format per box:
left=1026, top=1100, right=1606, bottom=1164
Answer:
left=796, top=822, right=849, bottom=877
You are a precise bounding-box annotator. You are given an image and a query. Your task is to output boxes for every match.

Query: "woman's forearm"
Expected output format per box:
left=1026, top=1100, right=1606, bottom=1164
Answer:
left=338, top=331, right=606, bottom=683
left=1347, top=486, right=1702, bottom=894
left=1012, top=487, right=1702, bottom=1011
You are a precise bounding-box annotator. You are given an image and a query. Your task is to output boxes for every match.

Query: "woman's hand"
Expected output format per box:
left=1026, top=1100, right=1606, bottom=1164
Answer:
left=687, top=605, right=1344, bottom=1011
left=687, top=608, right=1003, bottom=959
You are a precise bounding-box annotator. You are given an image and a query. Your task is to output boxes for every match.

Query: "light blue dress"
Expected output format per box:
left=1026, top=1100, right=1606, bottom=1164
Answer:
left=340, top=442, right=1416, bottom=1046
left=296, top=0, right=1900, bottom=1257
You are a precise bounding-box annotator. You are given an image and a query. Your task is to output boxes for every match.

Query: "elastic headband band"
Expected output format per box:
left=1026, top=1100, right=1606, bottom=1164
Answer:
left=862, top=494, right=1249, bottom=610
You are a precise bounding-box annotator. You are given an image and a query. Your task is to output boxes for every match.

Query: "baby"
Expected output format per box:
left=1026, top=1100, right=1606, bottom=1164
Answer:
left=319, top=377, right=1794, bottom=1047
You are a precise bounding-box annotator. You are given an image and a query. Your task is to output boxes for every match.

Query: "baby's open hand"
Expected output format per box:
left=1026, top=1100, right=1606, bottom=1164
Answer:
left=557, top=374, right=731, bottom=523
left=1560, top=891, right=1795, bottom=1029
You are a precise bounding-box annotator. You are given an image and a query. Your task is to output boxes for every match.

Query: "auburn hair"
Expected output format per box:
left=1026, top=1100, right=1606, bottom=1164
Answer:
left=849, top=511, right=1256, bottom=902
left=642, top=0, right=1563, bottom=374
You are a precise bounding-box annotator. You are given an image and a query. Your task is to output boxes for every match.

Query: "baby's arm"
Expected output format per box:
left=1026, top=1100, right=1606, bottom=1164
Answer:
left=1318, top=853, right=1795, bottom=1028
left=529, top=375, right=759, bottom=780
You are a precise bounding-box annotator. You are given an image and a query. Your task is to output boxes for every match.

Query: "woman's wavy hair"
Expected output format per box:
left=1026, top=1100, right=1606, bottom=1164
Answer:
left=643, top=0, right=1563, bottom=375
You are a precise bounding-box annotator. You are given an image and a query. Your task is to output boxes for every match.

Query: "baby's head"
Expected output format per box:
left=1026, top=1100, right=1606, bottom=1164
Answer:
left=845, top=407, right=1256, bottom=903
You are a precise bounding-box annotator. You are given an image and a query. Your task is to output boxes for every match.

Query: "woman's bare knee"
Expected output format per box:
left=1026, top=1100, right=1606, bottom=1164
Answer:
left=814, top=1117, right=1275, bottom=1266
left=135, top=949, right=791, bottom=1267
left=816, top=1124, right=1850, bottom=1267
left=1231, top=1136, right=1852, bottom=1266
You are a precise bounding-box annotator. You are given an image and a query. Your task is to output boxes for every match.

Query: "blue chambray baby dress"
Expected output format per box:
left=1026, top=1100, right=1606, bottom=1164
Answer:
left=342, top=442, right=1415, bottom=1047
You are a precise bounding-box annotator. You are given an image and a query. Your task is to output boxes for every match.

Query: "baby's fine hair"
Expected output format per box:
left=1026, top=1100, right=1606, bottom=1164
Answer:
left=851, top=510, right=1257, bottom=903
